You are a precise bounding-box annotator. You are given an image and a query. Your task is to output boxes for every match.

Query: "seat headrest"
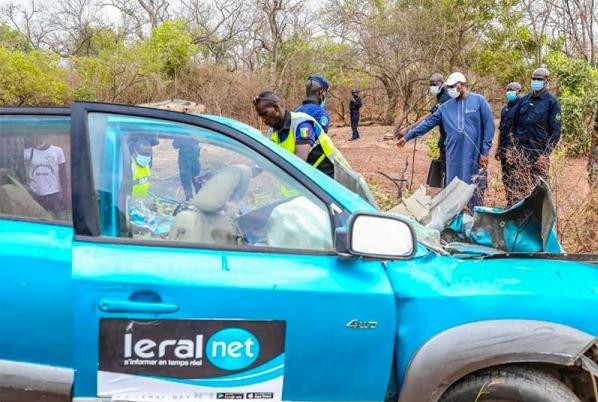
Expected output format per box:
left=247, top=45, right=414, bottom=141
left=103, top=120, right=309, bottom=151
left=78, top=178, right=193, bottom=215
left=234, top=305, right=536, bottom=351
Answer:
left=191, top=164, right=251, bottom=212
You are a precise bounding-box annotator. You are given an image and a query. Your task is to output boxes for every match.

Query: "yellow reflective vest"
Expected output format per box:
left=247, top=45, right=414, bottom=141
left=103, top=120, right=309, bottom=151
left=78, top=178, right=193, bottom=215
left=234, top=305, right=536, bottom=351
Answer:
left=131, top=160, right=150, bottom=198
left=269, top=112, right=350, bottom=171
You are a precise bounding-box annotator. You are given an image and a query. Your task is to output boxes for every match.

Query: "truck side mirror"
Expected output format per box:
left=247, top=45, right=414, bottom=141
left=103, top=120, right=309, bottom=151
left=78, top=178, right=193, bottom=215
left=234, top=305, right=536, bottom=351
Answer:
left=336, top=212, right=416, bottom=259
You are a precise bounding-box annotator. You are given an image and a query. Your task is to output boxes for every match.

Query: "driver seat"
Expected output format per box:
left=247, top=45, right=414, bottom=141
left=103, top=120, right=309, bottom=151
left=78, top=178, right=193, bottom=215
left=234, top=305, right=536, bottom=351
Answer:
left=167, top=164, right=251, bottom=245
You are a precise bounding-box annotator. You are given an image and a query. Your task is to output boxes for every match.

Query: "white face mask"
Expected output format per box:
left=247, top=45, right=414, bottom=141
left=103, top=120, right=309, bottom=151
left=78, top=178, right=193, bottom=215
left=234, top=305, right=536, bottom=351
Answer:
left=447, top=87, right=460, bottom=98
left=429, top=85, right=441, bottom=95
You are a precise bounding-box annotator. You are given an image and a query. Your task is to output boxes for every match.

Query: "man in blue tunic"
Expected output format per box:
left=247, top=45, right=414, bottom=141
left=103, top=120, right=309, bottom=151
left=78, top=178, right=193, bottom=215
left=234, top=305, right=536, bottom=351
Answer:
left=295, top=75, right=331, bottom=132
left=397, top=72, right=495, bottom=210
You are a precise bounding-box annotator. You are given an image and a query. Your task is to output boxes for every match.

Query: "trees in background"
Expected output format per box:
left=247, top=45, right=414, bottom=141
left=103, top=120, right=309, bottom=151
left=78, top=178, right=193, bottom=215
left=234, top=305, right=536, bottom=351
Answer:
left=0, top=0, right=596, bottom=183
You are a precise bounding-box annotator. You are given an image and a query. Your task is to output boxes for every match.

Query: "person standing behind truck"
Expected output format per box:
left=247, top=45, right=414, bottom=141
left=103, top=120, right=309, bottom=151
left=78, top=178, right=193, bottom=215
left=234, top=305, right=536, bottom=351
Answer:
left=23, top=136, right=68, bottom=218
left=295, top=75, right=331, bottom=133
left=396, top=73, right=452, bottom=186
left=254, top=91, right=349, bottom=178
left=495, top=82, right=522, bottom=206
left=173, top=137, right=201, bottom=201
left=508, top=67, right=561, bottom=201
left=348, top=89, right=363, bottom=141
left=397, top=72, right=495, bottom=210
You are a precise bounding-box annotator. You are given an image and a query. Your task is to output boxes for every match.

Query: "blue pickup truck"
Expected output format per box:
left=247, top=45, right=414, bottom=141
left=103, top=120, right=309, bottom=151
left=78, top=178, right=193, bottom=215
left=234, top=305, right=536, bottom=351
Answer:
left=0, top=102, right=597, bottom=402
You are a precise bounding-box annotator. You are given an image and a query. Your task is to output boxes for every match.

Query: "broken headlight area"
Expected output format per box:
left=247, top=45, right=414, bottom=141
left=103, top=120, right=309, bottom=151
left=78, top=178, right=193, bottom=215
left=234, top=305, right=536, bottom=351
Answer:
left=390, top=178, right=563, bottom=257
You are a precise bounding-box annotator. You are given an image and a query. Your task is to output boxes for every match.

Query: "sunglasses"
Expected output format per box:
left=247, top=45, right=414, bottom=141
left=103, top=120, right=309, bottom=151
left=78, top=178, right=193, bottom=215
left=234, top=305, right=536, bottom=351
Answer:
left=446, top=83, right=459, bottom=89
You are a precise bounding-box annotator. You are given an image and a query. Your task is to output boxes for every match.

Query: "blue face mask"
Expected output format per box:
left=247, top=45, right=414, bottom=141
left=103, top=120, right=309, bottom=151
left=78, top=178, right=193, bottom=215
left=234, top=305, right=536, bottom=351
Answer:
left=531, top=80, right=545, bottom=91
left=506, top=91, right=518, bottom=102
left=320, top=90, right=327, bottom=108
left=136, top=154, right=151, bottom=167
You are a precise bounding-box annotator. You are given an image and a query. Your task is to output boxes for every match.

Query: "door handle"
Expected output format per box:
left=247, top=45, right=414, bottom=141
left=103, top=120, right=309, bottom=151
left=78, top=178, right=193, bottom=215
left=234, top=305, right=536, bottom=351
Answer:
left=99, top=299, right=179, bottom=313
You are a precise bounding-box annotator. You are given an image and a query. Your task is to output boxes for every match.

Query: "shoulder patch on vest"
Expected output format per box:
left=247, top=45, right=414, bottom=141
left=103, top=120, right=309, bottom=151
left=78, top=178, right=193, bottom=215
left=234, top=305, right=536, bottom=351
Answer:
left=555, top=113, right=561, bottom=121
left=320, top=116, right=329, bottom=127
left=300, top=127, right=311, bottom=139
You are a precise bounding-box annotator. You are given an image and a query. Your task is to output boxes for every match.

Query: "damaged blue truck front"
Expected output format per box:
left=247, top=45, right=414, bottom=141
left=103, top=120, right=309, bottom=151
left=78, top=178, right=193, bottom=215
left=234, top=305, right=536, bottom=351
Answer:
left=0, top=103, right=597, bottom=402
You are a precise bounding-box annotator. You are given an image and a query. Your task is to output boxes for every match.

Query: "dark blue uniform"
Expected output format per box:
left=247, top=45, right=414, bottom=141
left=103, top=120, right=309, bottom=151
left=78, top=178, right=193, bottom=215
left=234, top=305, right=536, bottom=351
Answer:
left=497, top=97, right=521, bottom=206
left=295, top=100, right=330, bottom=133
left=431, top=87, right=451, bottom=185
left=497, top=97, right=521, bottom=157
left=349, top=96, right=362, bottom=139
left=173, top=138, right=201, bottom=200
left=507, top=89, right=561, bottom=204
left=511, top=89, right=561, bottom=161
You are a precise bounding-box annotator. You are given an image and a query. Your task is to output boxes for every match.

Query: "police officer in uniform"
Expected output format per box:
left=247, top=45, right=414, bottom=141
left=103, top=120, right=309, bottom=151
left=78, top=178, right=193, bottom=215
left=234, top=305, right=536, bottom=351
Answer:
left=295, top=75, right=331, bottom=133
left=254, top=91, right=349, bottom=178
left=495, top=81, right=522, bottom=206
left=509, top=67, right=561, bottom=199
left=349, top=89, right=363, bottom=141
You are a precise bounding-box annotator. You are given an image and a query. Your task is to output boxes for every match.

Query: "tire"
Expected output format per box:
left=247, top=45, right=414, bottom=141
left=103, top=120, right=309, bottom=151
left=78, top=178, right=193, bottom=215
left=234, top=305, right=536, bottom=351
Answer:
left=439, top=366, right=581, bottom=402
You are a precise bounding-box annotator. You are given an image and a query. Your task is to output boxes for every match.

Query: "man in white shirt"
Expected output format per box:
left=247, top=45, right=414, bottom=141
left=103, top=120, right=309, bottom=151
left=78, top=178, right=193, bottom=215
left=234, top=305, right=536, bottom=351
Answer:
left=24, top=136, right=68, bottom=218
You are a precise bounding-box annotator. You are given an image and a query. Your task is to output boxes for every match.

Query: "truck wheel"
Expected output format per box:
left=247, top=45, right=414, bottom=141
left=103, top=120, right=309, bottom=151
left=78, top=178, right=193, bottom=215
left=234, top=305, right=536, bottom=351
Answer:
left=440, top=366, right=581, bottom=402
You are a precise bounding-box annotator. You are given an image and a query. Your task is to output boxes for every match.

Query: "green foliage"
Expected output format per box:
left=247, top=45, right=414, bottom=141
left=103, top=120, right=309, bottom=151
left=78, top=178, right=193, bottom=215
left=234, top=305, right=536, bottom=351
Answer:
left=0, top=48, right=71, bottom=106
left=276, top=35, right=370, bottom=107
left=71, top=34, right=161, bottom=103
left=368, top=180, right=401, bottom=211
left=146, top=20, right=196, bottom=79
left=468, top=24, right=533, bottom=87
left=426, top=130, right=440, bottom=159
left=546, top=51, right=598, bottom=155
left=73, top=27, right=125, bottom=57
left=0, top=24, right=31, bottom=52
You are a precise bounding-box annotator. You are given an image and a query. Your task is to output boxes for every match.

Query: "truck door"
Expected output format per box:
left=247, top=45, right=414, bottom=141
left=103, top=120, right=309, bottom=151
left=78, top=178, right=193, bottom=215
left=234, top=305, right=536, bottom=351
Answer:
left=0, top=109, right=74, bottom=401
left=70, top=102, right=396, bottom=401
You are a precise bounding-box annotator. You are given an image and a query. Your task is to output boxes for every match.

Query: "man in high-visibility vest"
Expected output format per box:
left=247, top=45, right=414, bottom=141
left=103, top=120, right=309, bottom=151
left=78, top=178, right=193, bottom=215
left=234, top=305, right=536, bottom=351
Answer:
left=127, top=139, right=172, bottom=237
left=253, top=91, right=349, bottom=178
left=130, top=139, right=152, bottom=198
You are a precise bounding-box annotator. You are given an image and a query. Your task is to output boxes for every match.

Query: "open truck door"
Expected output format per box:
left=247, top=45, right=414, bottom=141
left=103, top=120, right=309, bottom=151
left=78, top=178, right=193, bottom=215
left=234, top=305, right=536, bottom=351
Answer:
left=69, top=102, right=396, bottom=401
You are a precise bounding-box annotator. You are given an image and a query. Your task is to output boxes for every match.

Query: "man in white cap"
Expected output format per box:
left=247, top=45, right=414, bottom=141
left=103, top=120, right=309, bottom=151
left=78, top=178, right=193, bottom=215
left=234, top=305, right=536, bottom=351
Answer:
left=397, top=72, right=495, bottom=209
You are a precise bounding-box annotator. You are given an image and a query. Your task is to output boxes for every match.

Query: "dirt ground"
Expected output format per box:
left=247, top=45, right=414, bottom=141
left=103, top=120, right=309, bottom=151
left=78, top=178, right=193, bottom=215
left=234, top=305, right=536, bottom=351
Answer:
left=329, top=124, right=595, bottom=252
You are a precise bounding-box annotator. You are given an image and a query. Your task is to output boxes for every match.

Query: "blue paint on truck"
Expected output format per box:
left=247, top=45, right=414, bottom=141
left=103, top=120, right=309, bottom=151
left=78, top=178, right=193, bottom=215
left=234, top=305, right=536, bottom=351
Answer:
left=0, top=104, right=596, bottom=402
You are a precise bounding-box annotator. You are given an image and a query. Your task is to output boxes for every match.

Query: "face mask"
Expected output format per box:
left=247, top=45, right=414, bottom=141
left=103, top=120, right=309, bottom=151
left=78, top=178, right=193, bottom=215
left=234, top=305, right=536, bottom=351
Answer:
left=447, top=87, right=460, bottom=98
left=429, top=85, right=441, bottom=95
left=136, top=154, right=151, bottom=167
left=531, top=80, right=545, bottom=91
left=506, top=91, right=518, bottom=102
left=320, top=99, right=326, bottom=108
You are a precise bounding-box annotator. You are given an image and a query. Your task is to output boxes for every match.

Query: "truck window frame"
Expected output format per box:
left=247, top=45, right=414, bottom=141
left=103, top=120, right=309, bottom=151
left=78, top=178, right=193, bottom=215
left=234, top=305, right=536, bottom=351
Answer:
left=71, top=101, right=346, bottom=256
left=0, top=108, right=71, bottom=227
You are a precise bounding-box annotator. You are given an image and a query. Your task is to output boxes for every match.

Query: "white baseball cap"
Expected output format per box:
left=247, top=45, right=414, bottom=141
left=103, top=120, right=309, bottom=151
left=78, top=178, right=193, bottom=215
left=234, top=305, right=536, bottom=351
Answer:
left=446, top=72, right=467, bottom=86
